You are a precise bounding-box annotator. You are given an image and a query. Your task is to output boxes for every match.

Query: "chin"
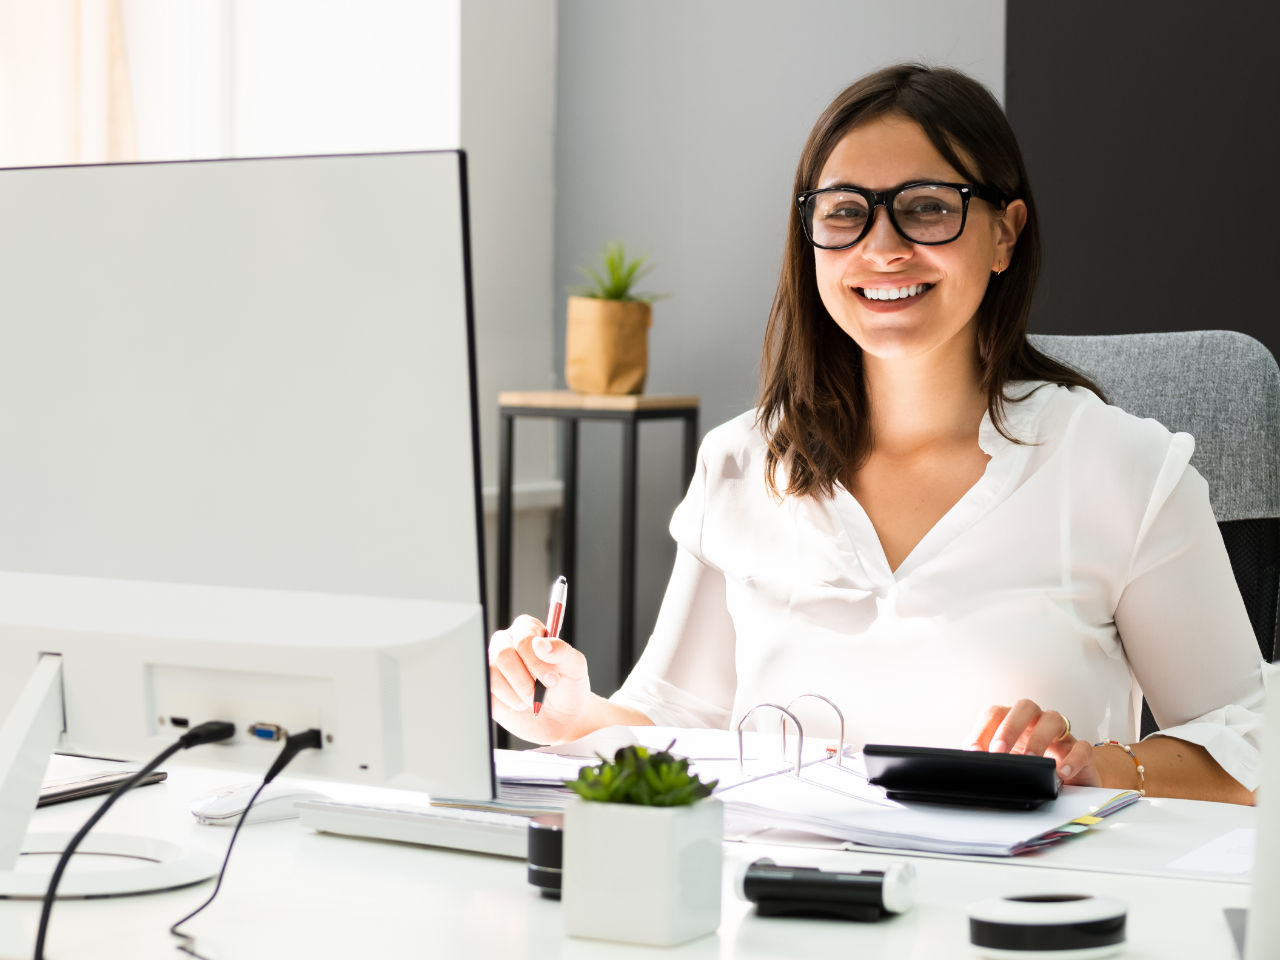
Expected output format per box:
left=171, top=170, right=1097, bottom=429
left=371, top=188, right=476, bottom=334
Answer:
left=838, top=322, right=942, bottom=360
left=836, top=314, right=978, bottom=365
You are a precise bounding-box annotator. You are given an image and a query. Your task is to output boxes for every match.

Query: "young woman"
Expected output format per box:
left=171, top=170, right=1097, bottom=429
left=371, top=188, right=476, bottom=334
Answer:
left=488, top=64, right=1267, bottom=804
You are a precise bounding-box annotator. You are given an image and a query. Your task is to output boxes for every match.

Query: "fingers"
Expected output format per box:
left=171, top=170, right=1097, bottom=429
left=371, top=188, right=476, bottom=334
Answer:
left=488, top=615, right=547, bottom=657
left=966, top=704, right=1009, bottom=751
left=488, top=647, right=533, bottom=710
left=1056, top=739, right=1099, bottom=785
left=969, top=700, right=1070, bottom=756
left=969, top=700, right=1098, bottom=786
left=488, top=616, right=548, bottom=712
left=488, top=616, right=590, bottom=719
left=988, top=699, right=1045, bottom=754
left=528, top=636, right=587, bottom=680
left=1020, top=708, right=1070, bottom=759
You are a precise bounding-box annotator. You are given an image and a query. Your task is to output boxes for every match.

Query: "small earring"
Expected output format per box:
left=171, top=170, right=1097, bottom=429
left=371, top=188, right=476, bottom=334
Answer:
left=993, top=263, right=1006, bottom=276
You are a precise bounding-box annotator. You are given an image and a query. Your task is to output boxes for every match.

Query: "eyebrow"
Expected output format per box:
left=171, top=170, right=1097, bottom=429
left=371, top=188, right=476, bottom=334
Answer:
left=816, top=178, right=956, bottom=192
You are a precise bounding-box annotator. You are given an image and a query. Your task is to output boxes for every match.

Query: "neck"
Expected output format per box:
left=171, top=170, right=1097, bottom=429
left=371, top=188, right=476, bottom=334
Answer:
left=861, top=337, right=987, bottom=457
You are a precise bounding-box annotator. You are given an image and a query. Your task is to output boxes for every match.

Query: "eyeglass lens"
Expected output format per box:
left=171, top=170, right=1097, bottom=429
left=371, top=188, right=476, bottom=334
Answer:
left=806, top=184, right=965, bottom=247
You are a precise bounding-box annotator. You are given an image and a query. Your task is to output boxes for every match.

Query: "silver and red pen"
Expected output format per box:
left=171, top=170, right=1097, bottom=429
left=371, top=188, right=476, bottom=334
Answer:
left=533, top=575, right=567, bottom=717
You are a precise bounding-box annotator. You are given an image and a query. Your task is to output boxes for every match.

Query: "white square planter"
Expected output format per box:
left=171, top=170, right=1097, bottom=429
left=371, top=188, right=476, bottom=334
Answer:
left=562, top=796, right=723, bottom=946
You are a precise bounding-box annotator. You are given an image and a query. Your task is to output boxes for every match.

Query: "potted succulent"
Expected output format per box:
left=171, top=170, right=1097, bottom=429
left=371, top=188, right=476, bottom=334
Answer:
left=564, top=242, right=659, bottom=395
left=561, top=743, right=722, bottom=946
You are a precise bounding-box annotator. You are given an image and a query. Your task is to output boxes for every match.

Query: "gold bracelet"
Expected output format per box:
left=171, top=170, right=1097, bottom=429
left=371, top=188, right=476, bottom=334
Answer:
left=1094, top=739, right=1145, bottom=796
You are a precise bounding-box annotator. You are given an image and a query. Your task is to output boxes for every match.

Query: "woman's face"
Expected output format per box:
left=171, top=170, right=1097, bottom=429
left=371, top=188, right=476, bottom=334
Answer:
left=811, top=114, right=1025, bottom=365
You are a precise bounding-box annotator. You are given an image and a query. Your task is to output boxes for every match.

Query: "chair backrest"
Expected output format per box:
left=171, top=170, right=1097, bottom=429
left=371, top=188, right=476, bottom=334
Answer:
left=1030, top=331, right=1280, bottom=664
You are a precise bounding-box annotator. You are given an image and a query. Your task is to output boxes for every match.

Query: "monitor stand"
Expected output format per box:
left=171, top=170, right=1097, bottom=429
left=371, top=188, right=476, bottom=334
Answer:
left=0, top=654, right=217, bottom=899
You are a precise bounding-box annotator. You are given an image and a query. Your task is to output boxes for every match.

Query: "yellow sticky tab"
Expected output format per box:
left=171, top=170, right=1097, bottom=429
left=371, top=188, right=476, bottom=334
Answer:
left=1072, top=815, right=1103, bottom=826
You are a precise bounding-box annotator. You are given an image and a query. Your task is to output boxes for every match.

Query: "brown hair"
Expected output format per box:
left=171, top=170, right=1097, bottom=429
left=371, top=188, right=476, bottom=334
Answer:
left=758, top=63, right=1102, bottom=499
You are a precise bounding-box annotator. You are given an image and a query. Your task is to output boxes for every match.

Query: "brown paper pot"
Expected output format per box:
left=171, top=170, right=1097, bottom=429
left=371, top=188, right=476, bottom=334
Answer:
left=564, top=295, right=651, bottom=395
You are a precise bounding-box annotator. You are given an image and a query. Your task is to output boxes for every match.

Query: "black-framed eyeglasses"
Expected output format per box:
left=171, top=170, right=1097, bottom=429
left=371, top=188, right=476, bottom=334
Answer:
left=796, top=181, right=1007, bottom=250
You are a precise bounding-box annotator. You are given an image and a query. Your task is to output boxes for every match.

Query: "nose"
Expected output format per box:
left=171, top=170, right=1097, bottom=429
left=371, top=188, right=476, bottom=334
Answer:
left=858, top=203, right=913, bottom=267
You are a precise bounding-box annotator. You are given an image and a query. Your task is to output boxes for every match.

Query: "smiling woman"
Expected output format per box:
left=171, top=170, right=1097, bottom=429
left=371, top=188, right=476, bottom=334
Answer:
left=487, top=64, right=1270, bottom=807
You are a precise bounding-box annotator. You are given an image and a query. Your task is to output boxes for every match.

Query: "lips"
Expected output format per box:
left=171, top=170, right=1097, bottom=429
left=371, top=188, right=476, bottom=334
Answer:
left=855, top=283, right=934, bottom=301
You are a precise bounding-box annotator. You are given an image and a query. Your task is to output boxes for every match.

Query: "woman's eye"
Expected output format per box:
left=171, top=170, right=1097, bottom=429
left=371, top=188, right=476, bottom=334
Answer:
left=905, top=200, right=950, bottom=216
left=823, top=204, right=867, bottom=222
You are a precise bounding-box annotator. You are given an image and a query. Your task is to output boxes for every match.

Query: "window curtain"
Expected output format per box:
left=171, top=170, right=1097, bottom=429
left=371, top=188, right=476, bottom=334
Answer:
left=0, top=0, right=138, bottom=167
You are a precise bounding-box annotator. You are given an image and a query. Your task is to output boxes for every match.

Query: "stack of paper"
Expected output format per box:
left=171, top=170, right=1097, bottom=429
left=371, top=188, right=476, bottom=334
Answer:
left=524, top=726, right=1140, bottom=857
left=717, top=757, right=1138, bottom=856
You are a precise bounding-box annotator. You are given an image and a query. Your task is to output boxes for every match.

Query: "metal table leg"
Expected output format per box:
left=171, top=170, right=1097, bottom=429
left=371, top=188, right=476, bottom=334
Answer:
left=618, top=415, right=638, bottom=686
left=560, top=417, right=579, bottom=645
left=496, top=411, right=514, bottom=632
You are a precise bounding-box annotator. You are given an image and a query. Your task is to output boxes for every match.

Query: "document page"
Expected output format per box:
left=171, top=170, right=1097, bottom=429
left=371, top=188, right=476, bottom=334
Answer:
left=718, top=758, right=1137, bottom=856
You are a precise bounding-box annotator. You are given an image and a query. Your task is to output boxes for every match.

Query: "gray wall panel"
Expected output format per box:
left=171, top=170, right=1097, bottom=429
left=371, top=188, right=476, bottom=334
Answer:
left=1007, top=3, right=1279, bottom=357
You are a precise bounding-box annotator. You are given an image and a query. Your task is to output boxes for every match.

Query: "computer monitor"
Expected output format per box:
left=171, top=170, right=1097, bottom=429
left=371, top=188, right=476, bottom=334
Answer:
left=0, top=150, right=494, bottom=895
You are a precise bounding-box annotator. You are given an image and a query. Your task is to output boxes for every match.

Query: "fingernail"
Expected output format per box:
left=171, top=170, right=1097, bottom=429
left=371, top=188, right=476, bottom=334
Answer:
left=533, top=636, right=552, bottom=656
left=991, top=739, right=1007, bottom=753
left=1061, top=764, right=1073, bottom=778
left=542, top=672, right=559, bottom=689
left=967, top=743, right=982, bottom=752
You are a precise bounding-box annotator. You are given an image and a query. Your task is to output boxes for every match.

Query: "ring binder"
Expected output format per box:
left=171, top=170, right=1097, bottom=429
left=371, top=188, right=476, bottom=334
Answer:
left=736, top=704, right=804, bottom=776
left=784, top=693, right=846, bottom=768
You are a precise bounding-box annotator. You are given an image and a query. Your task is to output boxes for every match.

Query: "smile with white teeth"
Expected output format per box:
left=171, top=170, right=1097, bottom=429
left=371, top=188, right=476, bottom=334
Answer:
left=856, top=283, right=932, bottom=301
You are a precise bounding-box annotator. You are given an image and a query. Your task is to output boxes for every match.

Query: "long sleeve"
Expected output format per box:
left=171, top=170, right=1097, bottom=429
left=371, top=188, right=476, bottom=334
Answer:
left=609, top=427, right=741, bottom=727
left=1113, top=435, right=1273, bottom=790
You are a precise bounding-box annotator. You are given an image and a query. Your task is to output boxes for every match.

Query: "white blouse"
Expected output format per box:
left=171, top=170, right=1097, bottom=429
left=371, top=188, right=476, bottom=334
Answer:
left=610, top=382, right=1273, bottom=790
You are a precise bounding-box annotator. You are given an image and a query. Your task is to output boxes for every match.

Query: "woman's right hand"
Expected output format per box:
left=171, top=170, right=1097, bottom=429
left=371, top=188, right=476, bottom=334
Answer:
left=488, top=614, right=592, bottom=744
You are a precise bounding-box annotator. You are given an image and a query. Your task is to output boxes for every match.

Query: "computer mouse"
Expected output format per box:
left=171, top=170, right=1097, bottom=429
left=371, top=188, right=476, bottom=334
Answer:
left=190, top=780, right=331, bottom=826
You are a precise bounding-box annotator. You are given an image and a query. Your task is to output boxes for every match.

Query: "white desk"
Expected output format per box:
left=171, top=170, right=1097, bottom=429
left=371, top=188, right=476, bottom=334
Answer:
left=1, top=759, right=1253, bottom=960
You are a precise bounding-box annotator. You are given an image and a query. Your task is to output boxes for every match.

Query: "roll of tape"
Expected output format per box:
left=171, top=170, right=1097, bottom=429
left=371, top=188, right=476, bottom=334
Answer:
left=967, top=893, right=1126, bottom=958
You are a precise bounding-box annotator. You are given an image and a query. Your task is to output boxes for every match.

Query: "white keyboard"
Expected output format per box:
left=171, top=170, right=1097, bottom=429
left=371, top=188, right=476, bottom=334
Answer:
left=296, top=800, right=529, bottom=859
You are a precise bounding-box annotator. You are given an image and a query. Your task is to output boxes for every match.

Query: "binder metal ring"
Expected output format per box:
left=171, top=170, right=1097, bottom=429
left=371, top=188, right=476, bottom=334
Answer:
left=784, top=693, right=847, bottom=768
left=737, top=703, right=804, bottom=777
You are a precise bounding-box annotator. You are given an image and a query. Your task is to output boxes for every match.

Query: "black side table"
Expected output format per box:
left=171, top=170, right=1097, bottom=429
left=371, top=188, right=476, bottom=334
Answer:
left=497, top=391, right=699, bottom=686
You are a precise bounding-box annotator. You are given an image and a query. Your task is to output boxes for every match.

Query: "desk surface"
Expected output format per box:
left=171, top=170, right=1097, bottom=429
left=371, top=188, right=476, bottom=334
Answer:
left=499, top=390, right=699, bottom=412
left=2, top=758, right=1253, bottom=960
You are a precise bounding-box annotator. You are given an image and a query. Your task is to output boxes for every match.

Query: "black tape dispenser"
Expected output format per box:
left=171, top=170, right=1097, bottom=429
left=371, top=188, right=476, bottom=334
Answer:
left=734, top=858, right=917, bottom=922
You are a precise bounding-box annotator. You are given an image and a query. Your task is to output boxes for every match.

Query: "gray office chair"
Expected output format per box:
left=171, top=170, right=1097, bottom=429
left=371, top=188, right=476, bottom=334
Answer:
left=1031, top=331, right=1280, bottom=735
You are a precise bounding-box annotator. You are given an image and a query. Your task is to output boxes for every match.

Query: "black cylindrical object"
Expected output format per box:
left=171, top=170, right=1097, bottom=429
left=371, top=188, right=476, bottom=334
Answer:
left=526, top=814, right=563, bottom=900
left=735, top=858, right=916, bottom=922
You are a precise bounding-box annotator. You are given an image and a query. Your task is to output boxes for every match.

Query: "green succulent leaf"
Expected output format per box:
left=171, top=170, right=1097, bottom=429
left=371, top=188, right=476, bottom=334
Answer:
left=569, top=241, right=665, bottom=302
left=565, top=742, right=718, bottom=806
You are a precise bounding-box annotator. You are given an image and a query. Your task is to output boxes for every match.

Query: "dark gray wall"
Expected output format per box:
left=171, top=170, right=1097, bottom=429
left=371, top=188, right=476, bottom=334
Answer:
left=1006, top=4, right=1279, bottom=356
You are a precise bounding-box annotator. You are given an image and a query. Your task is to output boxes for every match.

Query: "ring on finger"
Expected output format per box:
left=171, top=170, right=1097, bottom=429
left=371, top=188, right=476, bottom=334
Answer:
left=1053, top=714, right=1072, bottom=742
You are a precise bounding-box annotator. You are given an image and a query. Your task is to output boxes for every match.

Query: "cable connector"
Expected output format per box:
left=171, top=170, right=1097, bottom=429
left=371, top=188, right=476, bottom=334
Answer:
left=263, top=728, right=323, bottom=783
left=178, top=721, right=236, bottom=749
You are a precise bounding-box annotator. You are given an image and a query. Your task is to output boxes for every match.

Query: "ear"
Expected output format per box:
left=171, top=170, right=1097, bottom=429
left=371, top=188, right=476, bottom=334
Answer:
left=992, top=199, right=1027, bottom=271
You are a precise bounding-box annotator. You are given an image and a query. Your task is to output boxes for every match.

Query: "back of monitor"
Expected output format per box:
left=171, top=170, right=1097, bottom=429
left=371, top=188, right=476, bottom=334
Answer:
left=0, top=149, right=495, bottom=807
left=0, top=151, right=484, bottom=606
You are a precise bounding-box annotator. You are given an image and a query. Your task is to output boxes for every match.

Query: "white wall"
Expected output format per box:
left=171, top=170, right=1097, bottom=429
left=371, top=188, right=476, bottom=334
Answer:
left=231, top=0, right=460, bottom=157
left=553, top=0, right=1006, bottom=687
left=460, top=0, right=560, bottom=625
left=0, top=0, right=559, bottom=627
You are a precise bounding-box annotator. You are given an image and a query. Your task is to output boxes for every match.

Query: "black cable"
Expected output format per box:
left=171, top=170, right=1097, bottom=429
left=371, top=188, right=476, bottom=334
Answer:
left=33, top=720, right=235, bottom=960
left=169, top=728, right=324, bottom=958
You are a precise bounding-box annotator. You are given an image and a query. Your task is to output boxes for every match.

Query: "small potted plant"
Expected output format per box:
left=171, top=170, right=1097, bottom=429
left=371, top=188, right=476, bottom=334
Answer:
left=561, top=743, right=722, bottom=946
left=564, top=241, right=659, bottom=395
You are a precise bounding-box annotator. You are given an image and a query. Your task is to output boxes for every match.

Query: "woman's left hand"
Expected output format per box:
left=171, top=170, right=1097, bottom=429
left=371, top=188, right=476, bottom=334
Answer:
left=967, top=699, right=1099, bottom=786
